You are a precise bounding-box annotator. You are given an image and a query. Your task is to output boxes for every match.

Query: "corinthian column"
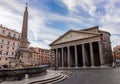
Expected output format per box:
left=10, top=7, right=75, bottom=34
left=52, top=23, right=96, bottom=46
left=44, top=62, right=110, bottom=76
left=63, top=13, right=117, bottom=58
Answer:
left=98, top=41, right=104, bottom=66
left=61, top=47, right=64, bottom=67
left=55, top=49, right=58, bottom=70
left=67, top=46, right=70, bottom=67
left=89, top=43, right=94, bottom=67
left=82, top=44, right=86, bottom=67
left=74, top=45, right=78, bottom=67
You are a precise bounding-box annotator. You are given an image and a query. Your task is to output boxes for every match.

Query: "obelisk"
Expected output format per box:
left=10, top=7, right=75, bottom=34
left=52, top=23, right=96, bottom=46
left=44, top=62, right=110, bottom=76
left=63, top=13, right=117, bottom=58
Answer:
left=14, top=3, right=32, bottom=67
left=20, top=3, right=30, bottom=48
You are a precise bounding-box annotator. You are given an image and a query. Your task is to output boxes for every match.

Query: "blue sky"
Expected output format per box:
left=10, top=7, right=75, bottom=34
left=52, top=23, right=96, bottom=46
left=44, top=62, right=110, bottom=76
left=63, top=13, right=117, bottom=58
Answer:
left=0, top=0, right=120, bottom=49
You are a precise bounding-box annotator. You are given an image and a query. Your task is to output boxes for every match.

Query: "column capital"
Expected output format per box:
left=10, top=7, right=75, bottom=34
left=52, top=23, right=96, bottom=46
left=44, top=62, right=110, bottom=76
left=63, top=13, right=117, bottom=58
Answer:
left=74, top=45, right=77, bottom=47
left=98, top=41, right=102, bottom=44
left=89, top=42, right=93, bottom=44
left=67, top=45, right=70, bottom=47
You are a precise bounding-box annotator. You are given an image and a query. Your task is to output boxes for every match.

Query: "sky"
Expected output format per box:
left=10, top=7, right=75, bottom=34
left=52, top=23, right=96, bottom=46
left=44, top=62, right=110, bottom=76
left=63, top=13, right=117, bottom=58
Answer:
left=0, top=0, right=120, bottom=49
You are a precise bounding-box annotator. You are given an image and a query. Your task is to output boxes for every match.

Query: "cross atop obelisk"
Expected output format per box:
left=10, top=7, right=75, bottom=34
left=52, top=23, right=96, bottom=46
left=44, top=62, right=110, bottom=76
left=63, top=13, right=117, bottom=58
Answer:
left=20, top=1, right=30, bottom=48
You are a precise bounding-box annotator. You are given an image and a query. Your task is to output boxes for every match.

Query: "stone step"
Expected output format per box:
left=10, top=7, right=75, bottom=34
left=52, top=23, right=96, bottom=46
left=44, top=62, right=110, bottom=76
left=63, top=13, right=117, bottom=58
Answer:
left=37, top=74, right=66, bottom=84
left=1, top=70, right=72, bottom=84
left=49, top=74, right=67, bottom=84
left=61, top=71, right=72, bottom=76
left=29, top=74, right=66, bottom=84
left=1, top=70, right=62, bottom=84
left=28, top=74, right=62, bottom=84
left=28, top=71, right=71, bottom=84
left=46, top=71, right=72, bottom=84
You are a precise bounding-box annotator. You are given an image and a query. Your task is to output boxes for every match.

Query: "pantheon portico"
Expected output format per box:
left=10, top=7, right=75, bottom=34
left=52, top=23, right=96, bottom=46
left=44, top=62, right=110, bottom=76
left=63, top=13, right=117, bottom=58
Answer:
left=49, top=26, right=113, bottom=68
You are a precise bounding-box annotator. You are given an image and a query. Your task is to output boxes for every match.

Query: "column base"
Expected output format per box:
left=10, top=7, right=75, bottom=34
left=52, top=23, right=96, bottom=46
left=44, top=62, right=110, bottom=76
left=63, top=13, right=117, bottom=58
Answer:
left=75, top=66, right=78, bottom=68
left=83, top=66, right=87, bottom=68
left=100, top=65, right=109, bottom=68
left=91, top=66, right=95, bottom=68
left=67, top=66, right=71, bottom=68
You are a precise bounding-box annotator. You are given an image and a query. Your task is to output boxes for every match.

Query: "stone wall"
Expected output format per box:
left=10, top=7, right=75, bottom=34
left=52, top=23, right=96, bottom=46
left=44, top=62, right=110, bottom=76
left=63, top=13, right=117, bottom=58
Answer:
left=101, top=31, right=113, bottom=66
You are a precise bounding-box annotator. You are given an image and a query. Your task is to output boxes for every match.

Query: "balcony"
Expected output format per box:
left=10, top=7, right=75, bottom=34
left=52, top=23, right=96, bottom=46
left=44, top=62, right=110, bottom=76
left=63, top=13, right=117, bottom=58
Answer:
left=6, top=35, right=20, bottom=41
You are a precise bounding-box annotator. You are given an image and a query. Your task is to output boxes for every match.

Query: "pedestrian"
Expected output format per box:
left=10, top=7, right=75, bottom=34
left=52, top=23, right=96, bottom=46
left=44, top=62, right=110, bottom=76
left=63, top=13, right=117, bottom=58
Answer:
left=112, top=62, right=115, bottom=68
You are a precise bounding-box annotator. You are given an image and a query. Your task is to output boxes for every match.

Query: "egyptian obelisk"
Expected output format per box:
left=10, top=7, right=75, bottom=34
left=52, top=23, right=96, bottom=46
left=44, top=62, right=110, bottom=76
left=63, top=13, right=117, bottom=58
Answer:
left=20, top=3, right=30, bottom=48
left=14, top=3, right=32, bottom=67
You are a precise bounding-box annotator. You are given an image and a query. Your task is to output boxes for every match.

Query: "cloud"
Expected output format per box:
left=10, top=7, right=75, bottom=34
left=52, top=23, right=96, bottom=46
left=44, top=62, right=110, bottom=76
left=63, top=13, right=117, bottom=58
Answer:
left=0, top=0, right=26, bottom=32
left=99, top=0, right=120, bottom=48
left=58, top=0, right=120, bottom=49
left=111, top=35, right=120, bottom=48
left=59, top=0, right=96, bottom=16
left=0, top=0, right=66, bottom=49
left=0, top=0, right=120, bottom=49
left=100, top=24, right=120, bottom=34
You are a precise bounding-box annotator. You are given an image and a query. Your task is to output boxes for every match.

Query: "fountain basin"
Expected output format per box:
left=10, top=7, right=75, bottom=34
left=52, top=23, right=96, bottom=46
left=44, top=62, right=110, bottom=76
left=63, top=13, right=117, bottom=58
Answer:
left=0, top=66, right=48, bottom=83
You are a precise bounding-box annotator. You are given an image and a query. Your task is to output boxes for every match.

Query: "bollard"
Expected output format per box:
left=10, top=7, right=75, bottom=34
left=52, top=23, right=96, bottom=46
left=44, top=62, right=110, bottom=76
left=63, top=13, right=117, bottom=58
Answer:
left=25, top=74, right=29, bottom=79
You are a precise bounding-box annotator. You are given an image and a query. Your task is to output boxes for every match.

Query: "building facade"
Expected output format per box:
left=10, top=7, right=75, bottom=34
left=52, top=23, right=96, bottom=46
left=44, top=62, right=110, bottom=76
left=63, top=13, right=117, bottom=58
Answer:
left=50, top=26, right=113, bottom=68
left=30, top=47, right=51, bottom=66
left=0, top=25, right=21, bottom=66
left=113, top=45, right=120, bottom=60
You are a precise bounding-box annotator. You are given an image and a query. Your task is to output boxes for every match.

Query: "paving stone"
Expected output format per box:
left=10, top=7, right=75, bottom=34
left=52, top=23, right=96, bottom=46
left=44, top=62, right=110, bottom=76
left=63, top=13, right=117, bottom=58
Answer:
left=57, top=67, right=120, bottom=84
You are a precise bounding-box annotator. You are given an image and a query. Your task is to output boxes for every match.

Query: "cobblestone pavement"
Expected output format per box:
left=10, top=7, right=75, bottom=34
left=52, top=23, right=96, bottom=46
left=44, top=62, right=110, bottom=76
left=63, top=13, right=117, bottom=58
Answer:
left=57, top=67, right=120, bottom=84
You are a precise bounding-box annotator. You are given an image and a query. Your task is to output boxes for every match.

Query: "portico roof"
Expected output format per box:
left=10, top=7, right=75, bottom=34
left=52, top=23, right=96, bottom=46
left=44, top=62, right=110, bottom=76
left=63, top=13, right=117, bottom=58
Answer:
left=49, top=26, right=101, bottom=46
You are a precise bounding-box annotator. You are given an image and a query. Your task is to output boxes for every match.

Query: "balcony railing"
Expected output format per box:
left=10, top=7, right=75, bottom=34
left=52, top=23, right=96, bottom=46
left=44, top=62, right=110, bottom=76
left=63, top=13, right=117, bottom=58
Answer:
left=6, top=35, right=21, bottom=41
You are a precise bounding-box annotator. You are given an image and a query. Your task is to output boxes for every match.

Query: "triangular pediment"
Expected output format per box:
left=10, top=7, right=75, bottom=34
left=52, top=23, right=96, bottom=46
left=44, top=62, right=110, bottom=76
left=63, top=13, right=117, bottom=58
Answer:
left=50, top=30, right=100, bottom=45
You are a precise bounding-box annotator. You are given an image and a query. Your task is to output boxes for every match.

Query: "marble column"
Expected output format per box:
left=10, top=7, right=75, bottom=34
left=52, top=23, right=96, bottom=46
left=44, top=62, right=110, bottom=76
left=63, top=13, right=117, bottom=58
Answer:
left=58, top=50, right=61, bottom=67
left=56, top=48, right=58, bottom=69
left=82, top=44, right=86, bottom=67
left=89, top=43, right=94, bottom=67
left=98, top=41, right=104, bottom=66
left=74, top=45, right=78, bottom=67
left=61, top=47, right=64, bottom=67
left=67, top=46, right=70, bottom=67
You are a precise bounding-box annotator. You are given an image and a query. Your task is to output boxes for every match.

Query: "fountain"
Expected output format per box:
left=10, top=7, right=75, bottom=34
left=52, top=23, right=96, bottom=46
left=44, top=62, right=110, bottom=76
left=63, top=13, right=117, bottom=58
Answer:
left=0, top=3, right=47, bottom=82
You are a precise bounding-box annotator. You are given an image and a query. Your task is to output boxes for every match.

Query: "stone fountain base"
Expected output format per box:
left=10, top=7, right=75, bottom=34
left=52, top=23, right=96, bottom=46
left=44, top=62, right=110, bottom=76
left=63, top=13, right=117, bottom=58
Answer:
left=0, top=66, right=48, bottom=83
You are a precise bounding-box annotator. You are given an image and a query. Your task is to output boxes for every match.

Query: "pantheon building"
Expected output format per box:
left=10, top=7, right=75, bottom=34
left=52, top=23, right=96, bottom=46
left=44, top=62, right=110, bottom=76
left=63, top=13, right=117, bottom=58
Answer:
left=49, top=26, right=113, bottom=68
